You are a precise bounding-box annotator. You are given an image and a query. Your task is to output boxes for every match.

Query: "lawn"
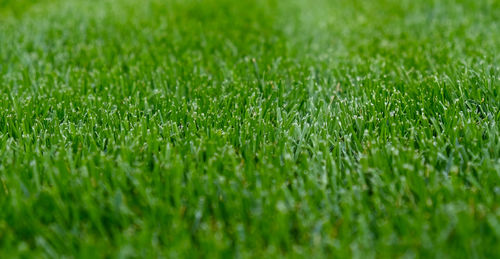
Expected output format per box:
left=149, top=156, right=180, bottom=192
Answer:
left=0, top=0, right=499, bottom=257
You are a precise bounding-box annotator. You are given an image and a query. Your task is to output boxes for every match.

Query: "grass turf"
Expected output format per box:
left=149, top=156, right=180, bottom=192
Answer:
left=0, top=0, right=499, bottom=257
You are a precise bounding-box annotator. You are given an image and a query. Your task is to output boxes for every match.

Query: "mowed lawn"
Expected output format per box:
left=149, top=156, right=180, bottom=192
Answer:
left=1, top=0, right=499, bottom=257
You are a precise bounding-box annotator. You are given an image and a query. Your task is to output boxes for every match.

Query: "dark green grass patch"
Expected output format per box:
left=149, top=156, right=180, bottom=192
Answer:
left=0, top=0, right=499, bottom=257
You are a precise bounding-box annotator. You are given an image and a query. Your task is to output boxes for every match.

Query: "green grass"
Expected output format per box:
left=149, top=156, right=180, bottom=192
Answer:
left=0, top=0, right=499, bottom=257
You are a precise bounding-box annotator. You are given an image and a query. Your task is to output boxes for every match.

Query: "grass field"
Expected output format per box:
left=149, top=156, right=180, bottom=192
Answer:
left=1, top=0, right=499, bottom=257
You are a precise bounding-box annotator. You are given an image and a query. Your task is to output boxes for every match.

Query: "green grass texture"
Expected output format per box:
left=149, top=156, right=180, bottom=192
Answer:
left=0, top=0, right=499, bottom=257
